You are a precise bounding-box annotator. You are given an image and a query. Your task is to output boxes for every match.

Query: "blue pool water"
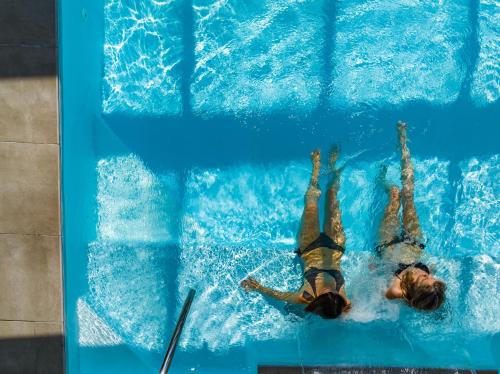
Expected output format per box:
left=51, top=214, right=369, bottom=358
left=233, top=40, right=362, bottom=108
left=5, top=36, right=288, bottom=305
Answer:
left=59, top=0, right=500, bottom=373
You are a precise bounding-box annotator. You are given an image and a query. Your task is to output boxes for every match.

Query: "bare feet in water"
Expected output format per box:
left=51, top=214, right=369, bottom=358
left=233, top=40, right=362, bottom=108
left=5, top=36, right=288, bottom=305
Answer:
left=328, top=145, right=340, bottom=170
left=397, top=121, right=407, bottom=147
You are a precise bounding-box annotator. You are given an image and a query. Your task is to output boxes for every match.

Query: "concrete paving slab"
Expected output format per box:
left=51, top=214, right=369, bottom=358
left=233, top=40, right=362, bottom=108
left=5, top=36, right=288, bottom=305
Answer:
left=0, top=142, right=60, bottom=235
left=0, top=77, right=58, bottom=143
left=0, top=234, right=61, bottom=321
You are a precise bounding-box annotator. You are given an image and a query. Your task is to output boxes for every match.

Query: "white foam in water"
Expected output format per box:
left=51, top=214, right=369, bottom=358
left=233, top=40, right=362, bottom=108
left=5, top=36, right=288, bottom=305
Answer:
left=412, top=158, right=452, bottom=253
left=339, top=158, right=451, bottom=324
left=103, top=0, right=183, bottom=115
left=331, top=0, right=468, bottom=107
left=179, top=162, right=309, bottom=349
left=451, top=155, right=499, bottom=257
left=77, top=298, right=123, bottom=347
left=471, top=0, right=500, bottom=106
left=181, top=162, right=309, bottom=248
left=466, top=254, right=500, bottom=333
left=400, top=256, right=463, bottom=339
left=338, top=163, right=379, bottom=251
left=97, top=154, right=179, bottom=243
left=87, top=241, right=170, bottom=351
left=342, top=251, right=400, bottom=323
left=90, top=154, right=178, bottom=351
left=178, top=157, right=454, bottom=350
left=191, top=0, right=323, bottom=117
left=340, top=157, right=451, bottom=253
left=178, top=246, right=302, bottom=350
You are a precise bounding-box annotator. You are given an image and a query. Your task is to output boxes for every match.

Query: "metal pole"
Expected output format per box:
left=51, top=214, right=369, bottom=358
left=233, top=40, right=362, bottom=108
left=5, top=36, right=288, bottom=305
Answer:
left=159, top=288, right=196, bottom=374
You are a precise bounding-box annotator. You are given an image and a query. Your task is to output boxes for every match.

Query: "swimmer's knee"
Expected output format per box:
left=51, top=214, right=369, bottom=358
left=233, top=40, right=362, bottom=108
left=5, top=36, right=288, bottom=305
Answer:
left=305, top=186, right=321, bottom=201
left=389, top=186, right=401, bottom=200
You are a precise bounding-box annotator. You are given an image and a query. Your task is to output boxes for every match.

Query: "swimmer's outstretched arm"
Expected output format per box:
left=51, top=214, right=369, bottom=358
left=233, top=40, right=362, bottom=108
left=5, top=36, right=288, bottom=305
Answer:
left=240, top=277, right=305, bottom=304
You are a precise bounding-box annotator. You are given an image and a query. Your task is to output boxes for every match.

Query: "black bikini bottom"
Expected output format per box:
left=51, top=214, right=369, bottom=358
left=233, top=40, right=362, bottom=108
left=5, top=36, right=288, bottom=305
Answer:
left=375, top=231, right=425, bottom=255
left=296, top=232, right=345, bottom=256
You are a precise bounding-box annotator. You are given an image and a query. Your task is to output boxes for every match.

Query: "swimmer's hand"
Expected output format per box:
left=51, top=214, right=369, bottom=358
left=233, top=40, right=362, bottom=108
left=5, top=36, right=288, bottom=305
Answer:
left=344, top=301, right=352, bottom=313
left=240, top=277, right=261, bottom=292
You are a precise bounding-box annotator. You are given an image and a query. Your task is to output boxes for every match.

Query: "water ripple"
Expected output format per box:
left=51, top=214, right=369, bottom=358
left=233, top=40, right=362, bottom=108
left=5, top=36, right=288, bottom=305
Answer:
left=191, top=0, right=323, bottom=117
left=97, top=154, right=179, bottom=243
left=471, top=0, right=500, bottom=106
left=331, top=0, right=469, bottom=108
left=103, top=0, right=183, bottom=115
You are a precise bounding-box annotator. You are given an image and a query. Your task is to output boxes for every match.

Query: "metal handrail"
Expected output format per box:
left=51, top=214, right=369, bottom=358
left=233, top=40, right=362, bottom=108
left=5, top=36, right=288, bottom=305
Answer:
left=159, top=289, right=196, bottom=374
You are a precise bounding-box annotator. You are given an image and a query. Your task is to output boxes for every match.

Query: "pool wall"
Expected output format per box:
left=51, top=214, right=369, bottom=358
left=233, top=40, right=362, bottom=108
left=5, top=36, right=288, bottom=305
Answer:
left=58, top=0, right=500, bottom=373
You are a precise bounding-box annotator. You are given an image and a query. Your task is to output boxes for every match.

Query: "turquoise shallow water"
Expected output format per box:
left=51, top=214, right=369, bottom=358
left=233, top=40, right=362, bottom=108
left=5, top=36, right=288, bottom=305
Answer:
left=59, top=0, right=499, bottom=373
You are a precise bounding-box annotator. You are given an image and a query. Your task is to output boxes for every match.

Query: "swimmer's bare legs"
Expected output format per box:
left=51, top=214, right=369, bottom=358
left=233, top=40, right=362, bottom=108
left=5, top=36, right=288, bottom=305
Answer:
left=398, top=122, right=422, bottom=239
left=323, top=146, right=346, bottom=247
left=378, top=165, right=401, bottom=243
left=298, top=150, right=321, bottom=250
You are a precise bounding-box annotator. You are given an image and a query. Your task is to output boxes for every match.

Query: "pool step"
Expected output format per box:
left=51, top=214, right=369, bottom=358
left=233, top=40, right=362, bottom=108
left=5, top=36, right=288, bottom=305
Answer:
left=258, top=367, right=497, bottom=374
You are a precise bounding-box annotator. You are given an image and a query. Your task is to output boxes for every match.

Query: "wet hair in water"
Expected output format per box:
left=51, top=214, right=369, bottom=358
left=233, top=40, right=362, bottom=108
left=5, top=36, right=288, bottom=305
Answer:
left=305, top=292, right=345, bottom=319
left=401, top=272, right=446, bottom=311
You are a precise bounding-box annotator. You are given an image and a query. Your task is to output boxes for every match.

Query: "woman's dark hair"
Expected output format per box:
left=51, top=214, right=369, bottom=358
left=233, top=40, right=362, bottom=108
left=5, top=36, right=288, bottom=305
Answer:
left=304, top=292, right=345, bottom=319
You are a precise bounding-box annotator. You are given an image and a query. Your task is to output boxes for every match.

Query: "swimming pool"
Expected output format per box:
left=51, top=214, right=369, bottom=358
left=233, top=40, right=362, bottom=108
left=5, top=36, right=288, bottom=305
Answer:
left=58, top=0, right=500, bottom=373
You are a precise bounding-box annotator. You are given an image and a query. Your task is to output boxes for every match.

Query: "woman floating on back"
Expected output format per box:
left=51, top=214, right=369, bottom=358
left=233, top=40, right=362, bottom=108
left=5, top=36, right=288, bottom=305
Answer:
left=240, top=122, right=444, bottom=316
left=241, top=147, right=351, bottom=319
left=377, top=122, right=446, bottom=311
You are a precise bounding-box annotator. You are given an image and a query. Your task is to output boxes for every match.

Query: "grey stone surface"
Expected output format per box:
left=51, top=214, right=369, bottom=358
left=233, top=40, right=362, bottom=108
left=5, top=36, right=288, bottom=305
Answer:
left=0, top=142, right=60, bottom=235
left=0, top=46, right=57, bottom=77
left=0, top=0, right=55, bottom=46
left=0, top=321, right=63, bottom=374
left=0, top=234, right=61, bottom=321
left=0, top=77, right=58, bottom=143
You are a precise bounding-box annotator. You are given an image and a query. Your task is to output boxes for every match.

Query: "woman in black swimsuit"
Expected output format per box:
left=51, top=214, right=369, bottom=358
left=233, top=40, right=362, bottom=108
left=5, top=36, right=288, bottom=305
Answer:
left=378, top=122, right=446, bottom=311
left=241, top=148, right=351, bottom=319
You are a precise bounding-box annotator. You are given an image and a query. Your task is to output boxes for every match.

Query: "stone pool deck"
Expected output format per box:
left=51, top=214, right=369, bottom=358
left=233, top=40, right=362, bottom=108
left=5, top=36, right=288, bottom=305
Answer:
left=0, top=0, right=63, bottom=372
